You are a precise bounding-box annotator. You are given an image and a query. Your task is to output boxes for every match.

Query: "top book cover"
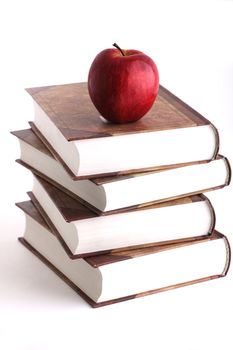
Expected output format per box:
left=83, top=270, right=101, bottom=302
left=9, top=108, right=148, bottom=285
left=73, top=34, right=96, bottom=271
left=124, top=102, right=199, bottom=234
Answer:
left=26, top=82, right=219, bottom=179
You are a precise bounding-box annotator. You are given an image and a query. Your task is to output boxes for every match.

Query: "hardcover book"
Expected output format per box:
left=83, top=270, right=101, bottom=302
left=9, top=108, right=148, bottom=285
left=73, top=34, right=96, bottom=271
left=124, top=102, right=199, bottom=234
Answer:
left=25, top=82, right=219, bottom=178
left=17, top=200, right=231, bottom=307
left=26, top=174, right=216, bottom=258
left=12, top=129, right=231, bottom=213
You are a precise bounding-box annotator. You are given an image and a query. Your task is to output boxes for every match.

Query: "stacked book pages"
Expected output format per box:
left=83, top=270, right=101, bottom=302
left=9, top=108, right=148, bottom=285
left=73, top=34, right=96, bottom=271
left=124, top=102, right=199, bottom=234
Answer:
left=12, top=82, right=231, bottom=307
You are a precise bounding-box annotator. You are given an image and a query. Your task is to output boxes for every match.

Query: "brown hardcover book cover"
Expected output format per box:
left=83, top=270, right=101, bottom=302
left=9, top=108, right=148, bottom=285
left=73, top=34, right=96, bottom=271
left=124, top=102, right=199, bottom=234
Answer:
left=12, top=128, right=52, bottom=157
left=17, top=200, right=231, bottom=308
left=24, top=82, right=220, bottom=179
left=26, top=82, right=218, bottom=141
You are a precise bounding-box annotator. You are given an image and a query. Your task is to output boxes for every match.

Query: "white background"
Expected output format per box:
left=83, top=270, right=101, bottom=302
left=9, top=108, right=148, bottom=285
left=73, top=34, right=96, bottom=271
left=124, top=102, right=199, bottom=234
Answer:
left=1, top=0, right=233, bottom=349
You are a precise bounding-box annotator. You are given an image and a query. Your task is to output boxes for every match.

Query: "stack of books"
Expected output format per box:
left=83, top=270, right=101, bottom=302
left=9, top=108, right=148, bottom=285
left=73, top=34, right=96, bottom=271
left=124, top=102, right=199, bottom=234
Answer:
left=12, top=82, right=231, bottom=307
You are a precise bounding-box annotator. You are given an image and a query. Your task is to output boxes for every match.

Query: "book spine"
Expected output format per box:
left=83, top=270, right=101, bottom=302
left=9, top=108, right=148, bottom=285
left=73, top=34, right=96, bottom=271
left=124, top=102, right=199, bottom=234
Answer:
left=210, top=124, right=220, bottom=160
left=222, top=235, right=231, bottom=276
left=199, top=194, right=216, bottom=234
left=224, top=156, right=232, bottom=186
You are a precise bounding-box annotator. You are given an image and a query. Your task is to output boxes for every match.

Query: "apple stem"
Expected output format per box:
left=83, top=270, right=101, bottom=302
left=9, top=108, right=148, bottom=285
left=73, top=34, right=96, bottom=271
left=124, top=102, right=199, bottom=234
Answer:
left=113, top=43, right=125, bottom=56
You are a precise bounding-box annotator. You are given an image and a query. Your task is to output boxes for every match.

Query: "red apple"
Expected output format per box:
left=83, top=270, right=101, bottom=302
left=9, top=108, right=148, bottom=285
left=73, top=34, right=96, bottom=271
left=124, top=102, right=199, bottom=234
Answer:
left=88, top=43, right=159, bottom=123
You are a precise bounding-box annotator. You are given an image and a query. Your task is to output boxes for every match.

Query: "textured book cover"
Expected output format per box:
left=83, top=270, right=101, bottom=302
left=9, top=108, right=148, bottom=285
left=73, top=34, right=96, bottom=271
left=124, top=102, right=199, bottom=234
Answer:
left=23, top=82, right=221, bottom=179
left=25, top=82, right=219, bottom=142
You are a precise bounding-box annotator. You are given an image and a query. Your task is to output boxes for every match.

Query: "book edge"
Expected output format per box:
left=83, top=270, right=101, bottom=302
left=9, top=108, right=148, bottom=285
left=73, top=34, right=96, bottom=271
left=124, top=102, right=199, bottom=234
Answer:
left=16, top=158, right=213, bottom=216
left=17, top=196, right=213, bottom=263
left=12, top=126, right=220, bottom=182
left=29, top=122, right=219, bottom=180
left=18, top=237, right=225, bottom=308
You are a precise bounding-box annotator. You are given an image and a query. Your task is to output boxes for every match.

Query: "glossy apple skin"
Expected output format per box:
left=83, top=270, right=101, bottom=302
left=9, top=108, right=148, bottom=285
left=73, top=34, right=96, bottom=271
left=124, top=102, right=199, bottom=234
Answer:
left=88, top=48, right=159, bottom=123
